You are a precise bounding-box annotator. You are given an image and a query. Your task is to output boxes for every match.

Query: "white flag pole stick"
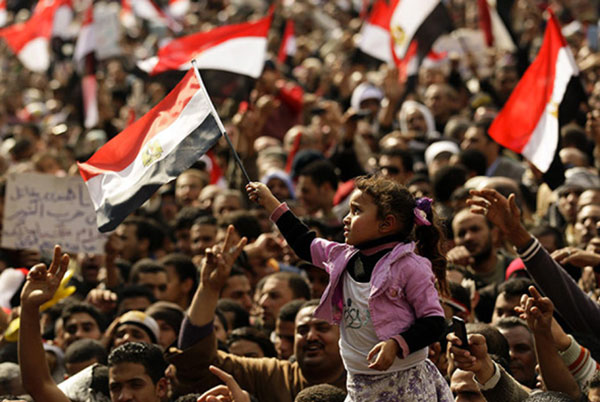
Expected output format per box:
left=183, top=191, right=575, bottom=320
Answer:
left=191, top=60, right=252, bottom=184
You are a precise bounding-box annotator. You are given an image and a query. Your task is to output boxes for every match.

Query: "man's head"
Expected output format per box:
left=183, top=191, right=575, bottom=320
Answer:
left=258, top=272, right=311, bottom=330
left=423, top=83, right=454, bottom=123
left=190, top=215, right=218, bottom=257
left=575, top=204, right=600, bottom=248
left=129, top=260, right=168, bottom=301
left=452, top=208, right=498, bottom=271
left=555, top=184, right=583, bottom=224
left=159, top=254, right=198, bottom=309
left=59, top=303, right=104, bottom=350
left=294, top=301, right=343, bottom=382
left=112, top=311, right=160, bottom=350
left=116, top=217, right=165, bottom=263
left=145, top=302, right=184, bottom=350
left=294, top=384, right=346, bottom=402
left=117, top=286, right=156, bottom=316
left=460, top=120, right=498, bottom=167
left=296, top=160, right=338, bottom=215
left=64, top=339, right=108, bottom=377
left=175, top=169, right=207, bottom=208
left=221, top=267, right=253, bottom=312
left=495, top=317, right=537, bottom=388
left=491, top=278, right=533, bottom=324
left=108, top=342, right=168, bottom=402
left=212, top=190, right=244, bottom=218
left=173, top=207, right=206, bottom=255
left=275, top=299, right=305, bottom=360
left=378, top=148, right=414, bottom=185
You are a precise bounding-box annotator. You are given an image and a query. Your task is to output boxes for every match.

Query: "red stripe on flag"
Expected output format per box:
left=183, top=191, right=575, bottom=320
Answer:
left=78, top=69, right=200, bottom=180
left=278, top=19, right=294, bottom=63
left=489, top=15, right=567, bottom=153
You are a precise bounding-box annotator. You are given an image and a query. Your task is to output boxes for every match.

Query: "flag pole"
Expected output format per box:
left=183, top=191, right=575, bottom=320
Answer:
left=191, top=60, right=252, bottom=184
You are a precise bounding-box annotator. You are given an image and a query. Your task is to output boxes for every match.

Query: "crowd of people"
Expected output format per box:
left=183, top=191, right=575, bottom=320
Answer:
left=1, top=0, right=600, bottom=401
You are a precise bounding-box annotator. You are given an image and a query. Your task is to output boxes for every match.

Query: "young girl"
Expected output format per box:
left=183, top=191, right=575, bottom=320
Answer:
left=246, top=175, right=452, bottom=401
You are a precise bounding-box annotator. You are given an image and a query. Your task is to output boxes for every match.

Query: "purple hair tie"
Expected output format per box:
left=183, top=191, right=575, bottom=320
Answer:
left=414, top=197, right=433, bottom=226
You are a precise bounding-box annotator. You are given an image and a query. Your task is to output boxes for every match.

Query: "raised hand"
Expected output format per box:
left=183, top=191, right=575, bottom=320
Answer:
left=517, top=286, right=554, bottom=334
left=245, top=182, right=281, bottom=215
left=198, top=365, right=251, bottom=402
left=467, top=189, right=531, bottom=249
left=447, top=333, right=495, bottom=384
left=200, top=225, right=247, bottom=293
left=20, top=245, right=69, bottom=309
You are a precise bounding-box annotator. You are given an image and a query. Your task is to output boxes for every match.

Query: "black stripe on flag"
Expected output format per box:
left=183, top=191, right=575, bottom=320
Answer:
left=96, top=114, right=222, bottom=232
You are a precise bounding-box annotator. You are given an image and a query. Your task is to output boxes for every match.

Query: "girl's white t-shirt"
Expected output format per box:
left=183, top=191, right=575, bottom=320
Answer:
left=340, top=271, right=427, bottom=375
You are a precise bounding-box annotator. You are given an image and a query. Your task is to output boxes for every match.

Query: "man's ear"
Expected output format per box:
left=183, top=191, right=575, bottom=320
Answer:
left=155, top=377, right=169, bottom=400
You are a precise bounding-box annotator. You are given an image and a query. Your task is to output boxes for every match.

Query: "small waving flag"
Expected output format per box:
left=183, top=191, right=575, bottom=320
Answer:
left=489, top=13, right=582, bottom=173
left=0, top=0, right=71, bottom=71
left=277, top=19, right=296, bottom=63
left=137, top=12, right=271, bottom=78
left=78, top=68, right=224, bottom=232
left=0, top=0, right=7, bottom=27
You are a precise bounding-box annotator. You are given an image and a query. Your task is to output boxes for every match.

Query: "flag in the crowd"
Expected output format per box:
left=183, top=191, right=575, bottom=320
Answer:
left=477, top=0, right=516, bottom=52
left=167, top=0, right=189, bottom=20
left=0, top=0, right=71, bottom=72
left=73, top=3, right=95, bottom=68
left=121, top=0, right=181, bottom=32
left=137, top=12, right=271, bottom=77
left=277, top=19, right=296, bottom=63
left=120, top=0, right=136, bottom=29
left=78, top=68, right=224, bottom=232
left=358, top=0, right=452, bottom=82
left=0, top=0, right=7, bottom=27
left=489, top=14, right=581, bottom=173
left=358, top=0, right=393, bottom=63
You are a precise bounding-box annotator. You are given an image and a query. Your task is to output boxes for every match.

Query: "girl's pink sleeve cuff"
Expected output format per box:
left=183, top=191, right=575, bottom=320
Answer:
left=391, top=335, right=410, bottom=359
left=270, top=202, right=289, bottom=222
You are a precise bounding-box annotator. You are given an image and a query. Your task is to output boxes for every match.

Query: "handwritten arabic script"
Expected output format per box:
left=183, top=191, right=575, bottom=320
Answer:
left=2, top=173, right=107, bottom=254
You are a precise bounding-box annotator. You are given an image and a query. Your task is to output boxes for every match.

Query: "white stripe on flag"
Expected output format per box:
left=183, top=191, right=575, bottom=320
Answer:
left=85, top=88, right=212, bottom=210
left=359, top=22, right=392, bottom=63
left=390, top=0, right=439, bottom=58
left=18, top=37, right=50, bottom=72
left=521, top=47, right=578, bottom=172
left=489, top=2, right=515, bottom=52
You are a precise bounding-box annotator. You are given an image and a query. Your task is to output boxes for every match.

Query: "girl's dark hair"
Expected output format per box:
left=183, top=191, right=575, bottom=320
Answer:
left=354, top=175, right=448, bottom=295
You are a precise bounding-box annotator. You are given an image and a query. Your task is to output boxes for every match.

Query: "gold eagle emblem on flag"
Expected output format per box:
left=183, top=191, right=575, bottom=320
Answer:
left=141, top=139, right=164, bottom=167
left=391, top=25, right=406, bottom=46
left=547, top=100, right=559, bottom=119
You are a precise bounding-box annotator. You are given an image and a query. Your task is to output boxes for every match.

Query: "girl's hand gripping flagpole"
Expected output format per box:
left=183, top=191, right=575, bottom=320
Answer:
left=191, top=60, right=252, bottom=184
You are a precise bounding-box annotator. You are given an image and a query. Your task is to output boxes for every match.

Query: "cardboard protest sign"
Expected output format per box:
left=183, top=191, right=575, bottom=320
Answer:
left=1, top=173, right=107, bottom=254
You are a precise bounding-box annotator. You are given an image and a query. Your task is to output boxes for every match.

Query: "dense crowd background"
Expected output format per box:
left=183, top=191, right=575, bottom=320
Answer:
left=2, top=0, right=600, bottom=401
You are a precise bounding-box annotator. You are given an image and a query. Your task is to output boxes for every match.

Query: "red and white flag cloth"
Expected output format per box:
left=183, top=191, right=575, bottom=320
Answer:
left=78, top=68, right=224, bottom=232
left=0, top=0, right=71, bottom=71
left=122, top=0, right=181, bottom=32
left=137, top=13, right=271, bottom=77
left=167, top=0, right=189, bottom=20
left=477, top=0, right=516, bottom=52
left=0, top=0, right=7, bottom=27
left=389, top=0, right=441, bottom=59
left=73, top=2, right=95, bottom=68
left=489, top=14, right=579, bottom=173
left=277, top=19, right=296, bottom=63
left=82, top=74, right=99, bottom=129
left=358, top=0, right=393, bottom=63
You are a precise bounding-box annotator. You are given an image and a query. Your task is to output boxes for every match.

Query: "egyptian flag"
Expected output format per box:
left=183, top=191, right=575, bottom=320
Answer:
left=0, top=0, right=7, bottom=27
left=78, top=68, right=224, bottom=232
left=277, top=19, right=296, bottom=63
left=137, top=13, right=271, bottom=78
left=489, top=14, right=583, bottom=174
left=358, top=0, right=393, bottom=63
left=477, top=0, right=516, bottom=52
left=74, top=4, right=99, bottom=128
left=389, top=0, right=452, bottom=61
left=0, top=0, right=71, bottom=72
